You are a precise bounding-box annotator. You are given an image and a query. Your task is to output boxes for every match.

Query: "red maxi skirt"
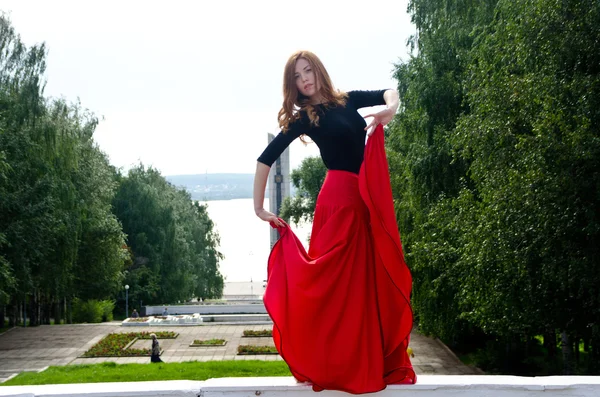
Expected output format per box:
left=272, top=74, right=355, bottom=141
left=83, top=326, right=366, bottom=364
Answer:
left=263, top=125, right=416, bottom=394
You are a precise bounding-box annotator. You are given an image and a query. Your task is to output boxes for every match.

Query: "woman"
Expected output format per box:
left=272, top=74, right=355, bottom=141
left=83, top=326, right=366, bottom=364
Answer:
left=254, top=50, right=415, bottom=394
left=150, top=333, right=162, bottom=363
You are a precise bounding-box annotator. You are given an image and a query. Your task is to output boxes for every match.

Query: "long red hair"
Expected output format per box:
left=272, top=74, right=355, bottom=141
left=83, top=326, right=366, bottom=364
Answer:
left=278, top=51, right=347, bottom=135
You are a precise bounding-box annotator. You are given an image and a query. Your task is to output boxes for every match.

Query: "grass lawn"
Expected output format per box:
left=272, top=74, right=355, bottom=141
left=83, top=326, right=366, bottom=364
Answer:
left=1, top=361, right=291, bottom=386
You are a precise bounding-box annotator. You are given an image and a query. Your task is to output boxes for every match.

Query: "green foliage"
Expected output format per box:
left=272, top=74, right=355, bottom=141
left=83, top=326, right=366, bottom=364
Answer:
left=0, top=13, right=127, bottom=326
left=452, top=0, right=600, bottom=343
left=389, top=0, right=600, bottom=374
left=0, top=13, right=222, bottom=329
left=112, top=165, right=224, bottom=304
left=70, top=299, right=115, bottom=324
left=280, top=156, right=327, bottom=223
left=72, top=299, right=104, bottom=324
left=100, top=300, right=115, bottom=322
left=0, top=227, right=14, bottom=306
left=388, top=0, right=499, bottom=343
left=0, top=152, right=13, bottom=306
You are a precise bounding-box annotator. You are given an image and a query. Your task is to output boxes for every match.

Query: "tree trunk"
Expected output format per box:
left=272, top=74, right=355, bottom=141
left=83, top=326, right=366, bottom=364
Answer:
left=544, top=330, right=557, bottom=359
left=0, top=305, right=4, bottom=328
left=41, top=295, right=46, bottom=324
left=67, top=298, right=72, bottom=324
left=561, top=331, right=573, bottom=375
left=54, top=299, right=61, bottom=325
left=43, top=299, right=50, bottom=325
left=22, top=299, right=27, bottom=326
left=589, top=326, right=600, bottom=374
left=30, top=290, right=38, bottom=327
left=8, top=301, right=16, bottom=327
left=574, top=336, right=580, bottom=367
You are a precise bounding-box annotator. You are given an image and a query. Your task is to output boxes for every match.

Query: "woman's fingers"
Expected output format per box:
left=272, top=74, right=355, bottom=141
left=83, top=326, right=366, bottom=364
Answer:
left=261, top=211, right=284, bottom=227
left=364, top=114, right=375, bottom=130
left=367, top=121, right=380, bottom=136
left=364, top=113, right=381, bottom=135
left=269, top=217, right=284, bottom=228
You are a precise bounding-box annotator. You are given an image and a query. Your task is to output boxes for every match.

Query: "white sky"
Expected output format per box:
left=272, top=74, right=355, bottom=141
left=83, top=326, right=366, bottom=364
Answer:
left=2, top=0, right=414, bottom=176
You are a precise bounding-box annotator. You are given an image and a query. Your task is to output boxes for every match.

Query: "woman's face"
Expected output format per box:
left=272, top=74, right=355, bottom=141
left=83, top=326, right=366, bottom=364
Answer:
left=295, top=58, right=319, bottom=99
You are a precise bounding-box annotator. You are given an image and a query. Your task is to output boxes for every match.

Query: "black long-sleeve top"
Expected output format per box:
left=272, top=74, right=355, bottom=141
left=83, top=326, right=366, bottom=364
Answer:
left=257, top=90, right=387, bottom=174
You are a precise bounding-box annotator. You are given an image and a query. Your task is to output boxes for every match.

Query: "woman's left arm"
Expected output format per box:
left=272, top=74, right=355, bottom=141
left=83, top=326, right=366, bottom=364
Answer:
left=383, top=89, right=399, bottom=113
left=364, top=89, right=399, bottom=135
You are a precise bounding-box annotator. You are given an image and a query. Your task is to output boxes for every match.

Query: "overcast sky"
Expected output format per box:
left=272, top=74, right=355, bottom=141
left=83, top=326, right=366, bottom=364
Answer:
left=3, top=0, right=414, bottom=176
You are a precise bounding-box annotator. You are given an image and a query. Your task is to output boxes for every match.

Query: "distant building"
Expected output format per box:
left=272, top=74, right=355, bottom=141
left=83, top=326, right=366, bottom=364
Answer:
left=267, top=133, right=291, bottom=249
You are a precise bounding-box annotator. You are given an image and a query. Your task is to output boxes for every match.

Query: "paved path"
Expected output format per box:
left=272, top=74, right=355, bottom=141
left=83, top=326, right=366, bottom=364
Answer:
left=0, top=323, right=481, bottom=383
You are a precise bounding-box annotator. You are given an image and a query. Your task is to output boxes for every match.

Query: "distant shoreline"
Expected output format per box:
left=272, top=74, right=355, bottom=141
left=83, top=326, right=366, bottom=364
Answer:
left=166, top=173, right=294, bottom=201
left=166, top=173, right=254, bottom=202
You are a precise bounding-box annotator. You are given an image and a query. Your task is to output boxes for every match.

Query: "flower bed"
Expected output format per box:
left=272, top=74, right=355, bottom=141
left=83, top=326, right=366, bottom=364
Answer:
left=127, top=317, right=150, bottom=322
left=237, top=345, right=278, bottom=355
left=242, top=329, right=272, bottom=337
left=190, top=338, right=226, bottom=347
left=82, top=331, right=178, bottom=358
left=137, top=331, right=178, bottom=339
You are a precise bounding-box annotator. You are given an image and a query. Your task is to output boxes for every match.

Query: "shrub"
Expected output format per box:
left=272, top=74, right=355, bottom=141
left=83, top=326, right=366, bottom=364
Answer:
left=100, top=300, right=115, bottom=322
left=72, top=299, right=103, bottom=323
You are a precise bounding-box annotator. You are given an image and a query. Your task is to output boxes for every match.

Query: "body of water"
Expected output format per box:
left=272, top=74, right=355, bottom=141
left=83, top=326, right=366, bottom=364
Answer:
left=202, top=198, right=312, bottom=283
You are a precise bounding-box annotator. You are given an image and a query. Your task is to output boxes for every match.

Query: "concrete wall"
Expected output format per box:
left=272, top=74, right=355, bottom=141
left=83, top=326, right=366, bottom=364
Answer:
left=2, top=376, right=600, bottom=397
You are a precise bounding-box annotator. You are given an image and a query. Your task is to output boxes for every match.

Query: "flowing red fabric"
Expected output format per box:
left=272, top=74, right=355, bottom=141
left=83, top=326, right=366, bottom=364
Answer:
left=263, top=125, right=415, bottom=394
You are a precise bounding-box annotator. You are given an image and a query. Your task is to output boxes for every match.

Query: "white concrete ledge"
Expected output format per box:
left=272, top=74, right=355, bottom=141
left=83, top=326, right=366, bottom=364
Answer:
left=144, top=304, right=267, bottom=316
left=1, top=376, right=600, bottom=397
left=0, top=380, right=204, bottom=396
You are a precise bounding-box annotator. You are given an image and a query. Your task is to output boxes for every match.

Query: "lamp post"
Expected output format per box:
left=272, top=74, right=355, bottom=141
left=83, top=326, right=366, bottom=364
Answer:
left=125, top=285, right=129, bottom=319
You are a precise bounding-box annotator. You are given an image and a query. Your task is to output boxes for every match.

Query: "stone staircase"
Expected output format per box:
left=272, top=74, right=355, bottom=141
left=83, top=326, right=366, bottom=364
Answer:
left=0, top=367, right=48, bottom=384
left=0, top=370, right=17, bottom=383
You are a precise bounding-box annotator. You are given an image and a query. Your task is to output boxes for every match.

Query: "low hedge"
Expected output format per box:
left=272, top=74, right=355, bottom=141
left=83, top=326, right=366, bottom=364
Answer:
left=243, top=330, right=272, bottom=337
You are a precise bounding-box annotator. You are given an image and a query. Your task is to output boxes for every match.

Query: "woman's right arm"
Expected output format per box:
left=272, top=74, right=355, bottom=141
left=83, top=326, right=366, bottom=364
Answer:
left=253, top=162, right=284, bottom=227
left=253, top=126, right=302, bottom=226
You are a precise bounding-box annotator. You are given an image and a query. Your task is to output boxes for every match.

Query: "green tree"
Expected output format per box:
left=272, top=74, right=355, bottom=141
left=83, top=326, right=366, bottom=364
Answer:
left=388, top=0, right=600, bottom=375
left=387, top=0, right=498, bottom=344
left=112, top=165, right=224, bottom=305
left=451, top=0, right=600, bottom=373
left=0, top=13, right=126, bottom=326
left=0, top=151, right=15, bottom=308
left=280, top=156, right=327, bottom=224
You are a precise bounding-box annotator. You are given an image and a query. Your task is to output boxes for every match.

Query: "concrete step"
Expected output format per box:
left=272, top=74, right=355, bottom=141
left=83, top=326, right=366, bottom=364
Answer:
left=0, top=370, right=20, bottom=384
left=202, top=314, right=271, bottom=323
left=123, top=314, right=273, bottom=326
left=144, top=303, right=267, bottom=316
